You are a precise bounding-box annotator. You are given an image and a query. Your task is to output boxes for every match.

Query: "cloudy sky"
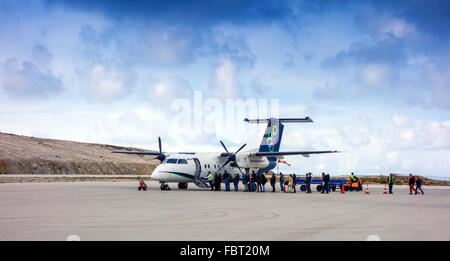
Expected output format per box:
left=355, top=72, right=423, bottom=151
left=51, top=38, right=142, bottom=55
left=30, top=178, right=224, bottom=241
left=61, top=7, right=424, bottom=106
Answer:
left=1, top=0, right=449, bottom=177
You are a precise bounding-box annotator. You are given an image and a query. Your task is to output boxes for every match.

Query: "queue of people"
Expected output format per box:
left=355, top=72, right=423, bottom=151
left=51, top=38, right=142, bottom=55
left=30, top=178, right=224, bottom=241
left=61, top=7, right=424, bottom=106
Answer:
left=208, top=171, right=334, bottom=193
left=207, top=171, right=425, bottom=195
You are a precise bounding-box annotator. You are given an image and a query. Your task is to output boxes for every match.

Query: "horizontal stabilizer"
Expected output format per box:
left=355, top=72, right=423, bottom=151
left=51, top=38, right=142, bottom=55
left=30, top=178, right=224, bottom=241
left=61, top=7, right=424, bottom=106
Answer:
left=244, top=117, right=313, bottom=123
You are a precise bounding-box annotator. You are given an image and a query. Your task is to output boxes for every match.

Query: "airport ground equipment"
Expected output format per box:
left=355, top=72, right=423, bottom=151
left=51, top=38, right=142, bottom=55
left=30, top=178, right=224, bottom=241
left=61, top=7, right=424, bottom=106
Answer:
left=296, top=177, right=347, bottom=192
left=138, top=178, right=147, bottom=191
left=342, top=178, right=363, bottom=192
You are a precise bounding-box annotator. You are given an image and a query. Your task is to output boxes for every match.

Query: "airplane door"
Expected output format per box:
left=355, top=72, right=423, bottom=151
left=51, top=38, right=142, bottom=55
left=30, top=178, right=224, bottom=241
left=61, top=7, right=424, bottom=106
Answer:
left=192, top=158, right=209, bottom=188
left=193, top=158, right=201, bottom=178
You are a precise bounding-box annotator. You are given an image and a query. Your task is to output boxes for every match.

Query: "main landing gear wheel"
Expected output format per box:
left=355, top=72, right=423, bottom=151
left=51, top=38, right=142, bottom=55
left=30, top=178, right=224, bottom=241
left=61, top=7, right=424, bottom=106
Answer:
left=300, top=185, right=306, bottom=192
left=160, top=183, right=170, bottom=191
left=178, top=182, right=188, bottom=189
left=316, top=184, right=322, bottom=192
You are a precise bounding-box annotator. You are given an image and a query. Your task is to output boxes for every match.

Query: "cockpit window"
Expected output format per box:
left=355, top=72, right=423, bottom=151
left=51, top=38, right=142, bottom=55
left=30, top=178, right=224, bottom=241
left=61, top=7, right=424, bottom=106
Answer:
left=166, top=158, right=177, bottom=164
left=177, top=159, right=188, bottom=164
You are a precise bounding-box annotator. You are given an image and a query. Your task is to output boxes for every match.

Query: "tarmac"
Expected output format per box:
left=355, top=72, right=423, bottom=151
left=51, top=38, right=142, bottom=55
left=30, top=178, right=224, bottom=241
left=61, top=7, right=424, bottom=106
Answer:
left=0, top=181, right=449, bottom=241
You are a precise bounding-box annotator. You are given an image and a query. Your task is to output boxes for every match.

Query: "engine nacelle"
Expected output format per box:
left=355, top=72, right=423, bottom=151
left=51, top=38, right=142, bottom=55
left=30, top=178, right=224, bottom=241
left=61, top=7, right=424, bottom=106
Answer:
left=237, top=155, right=269, bottom=169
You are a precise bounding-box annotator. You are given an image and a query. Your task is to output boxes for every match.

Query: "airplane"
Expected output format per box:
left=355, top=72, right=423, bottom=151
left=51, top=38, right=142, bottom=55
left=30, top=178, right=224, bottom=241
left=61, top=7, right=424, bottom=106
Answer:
left=112, top=117, right=339, bottom=190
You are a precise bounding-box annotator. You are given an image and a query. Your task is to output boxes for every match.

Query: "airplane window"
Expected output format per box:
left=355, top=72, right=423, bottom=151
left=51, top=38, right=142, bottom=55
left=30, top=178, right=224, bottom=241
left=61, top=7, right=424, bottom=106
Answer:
left=208, top=164, right=210, bottom=168
left=177, top=159, right=188, bottom=164
left=162, top=158, right=168, bottom=163
left=204, top=164, right=207, bottom=169
left=166, top=158, right=177, bottom=164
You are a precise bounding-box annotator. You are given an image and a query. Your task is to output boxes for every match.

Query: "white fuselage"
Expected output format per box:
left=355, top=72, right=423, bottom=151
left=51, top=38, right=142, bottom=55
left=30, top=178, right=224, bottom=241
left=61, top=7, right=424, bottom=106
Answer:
left=151, top=152, right=270, bottom=183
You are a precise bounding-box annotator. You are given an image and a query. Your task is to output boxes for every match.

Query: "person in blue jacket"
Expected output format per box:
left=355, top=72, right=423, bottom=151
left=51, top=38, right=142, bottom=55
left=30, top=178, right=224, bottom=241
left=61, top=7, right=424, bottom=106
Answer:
left=242, top=173, right=248, bottom=192
left=223, top=170, right=230, bottom=191
left=251, top=171, right=257, bottom=192
left=261, top=173, right=267, bottom=192
left=279, top=172, right=285, bottom=192
left=415, top=176, right=424, bottom=195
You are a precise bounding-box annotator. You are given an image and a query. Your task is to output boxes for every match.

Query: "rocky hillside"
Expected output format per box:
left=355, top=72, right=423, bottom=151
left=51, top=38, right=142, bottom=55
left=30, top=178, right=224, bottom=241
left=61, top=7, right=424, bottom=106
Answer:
left=0, top=132, right=159, bottom=175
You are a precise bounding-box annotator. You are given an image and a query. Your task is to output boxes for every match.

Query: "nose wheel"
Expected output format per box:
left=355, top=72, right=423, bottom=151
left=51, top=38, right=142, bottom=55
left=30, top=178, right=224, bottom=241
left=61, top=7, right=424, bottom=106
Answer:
left=160, top=182, right=170, bottom=191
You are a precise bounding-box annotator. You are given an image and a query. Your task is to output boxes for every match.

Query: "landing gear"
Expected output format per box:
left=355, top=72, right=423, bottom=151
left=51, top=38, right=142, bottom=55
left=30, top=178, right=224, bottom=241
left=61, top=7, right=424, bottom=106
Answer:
left=160, top=182, right=170, bottom=191
left=178, top=182, right=188, bottom=189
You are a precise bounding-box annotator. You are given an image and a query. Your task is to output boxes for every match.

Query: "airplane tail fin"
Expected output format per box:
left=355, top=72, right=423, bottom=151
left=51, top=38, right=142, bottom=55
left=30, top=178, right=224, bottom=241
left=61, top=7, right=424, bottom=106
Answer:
left=244, top=117, right=313, bottom=153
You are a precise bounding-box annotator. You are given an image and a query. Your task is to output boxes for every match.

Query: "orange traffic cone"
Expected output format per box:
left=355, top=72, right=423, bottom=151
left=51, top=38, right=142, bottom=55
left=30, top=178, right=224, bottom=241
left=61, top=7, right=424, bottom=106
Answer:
left=365, top=185, right=370, bottom=194
left=383, top=185, right=387, bottom=194
left=341, top=185, right=345, bottom=194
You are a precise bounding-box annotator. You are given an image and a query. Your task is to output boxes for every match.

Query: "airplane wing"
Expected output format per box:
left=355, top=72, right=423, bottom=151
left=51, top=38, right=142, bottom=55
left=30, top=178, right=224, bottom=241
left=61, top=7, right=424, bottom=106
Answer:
left=250, top=150, right=339, bottom=157
left=111, top=150, right=161, bottom=155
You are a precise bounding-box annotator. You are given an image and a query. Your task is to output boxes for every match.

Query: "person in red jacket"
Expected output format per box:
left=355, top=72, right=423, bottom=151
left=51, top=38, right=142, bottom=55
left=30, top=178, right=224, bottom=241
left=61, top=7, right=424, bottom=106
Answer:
left=408, top=173, right=416, bottom=195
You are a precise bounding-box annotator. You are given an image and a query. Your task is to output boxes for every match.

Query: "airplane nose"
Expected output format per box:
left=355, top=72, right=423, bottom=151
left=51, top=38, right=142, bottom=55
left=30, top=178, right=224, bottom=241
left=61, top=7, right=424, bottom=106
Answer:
left=151, top=168, right=162, bottom=181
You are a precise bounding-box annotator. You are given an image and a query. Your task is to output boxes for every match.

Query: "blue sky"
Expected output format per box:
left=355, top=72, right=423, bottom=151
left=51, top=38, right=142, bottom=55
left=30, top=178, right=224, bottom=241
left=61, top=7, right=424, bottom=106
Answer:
left=0, top=0, right=449, bottom=176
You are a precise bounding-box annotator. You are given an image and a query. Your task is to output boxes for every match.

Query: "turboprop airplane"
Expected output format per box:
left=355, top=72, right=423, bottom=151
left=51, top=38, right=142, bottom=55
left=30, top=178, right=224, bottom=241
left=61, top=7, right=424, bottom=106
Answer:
left=112, top=117, right=338, bottom=190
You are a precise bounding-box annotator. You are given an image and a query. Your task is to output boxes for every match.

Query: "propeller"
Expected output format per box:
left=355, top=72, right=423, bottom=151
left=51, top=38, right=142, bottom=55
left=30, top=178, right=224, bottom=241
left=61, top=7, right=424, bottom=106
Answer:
left=156, top=136, right=166, bottom=162
left=217, top=141, right=246, bottom=174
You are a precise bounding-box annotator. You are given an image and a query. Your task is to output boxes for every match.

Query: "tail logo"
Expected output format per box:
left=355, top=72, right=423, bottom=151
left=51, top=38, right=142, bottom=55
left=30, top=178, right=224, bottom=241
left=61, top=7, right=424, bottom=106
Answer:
left=266, top=125, right=278, bottom=152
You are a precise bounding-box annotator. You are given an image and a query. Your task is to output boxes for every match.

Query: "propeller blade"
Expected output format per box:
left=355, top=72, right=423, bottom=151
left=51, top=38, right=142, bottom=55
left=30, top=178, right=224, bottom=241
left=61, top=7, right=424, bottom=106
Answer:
left=219, top=140, right=230, bottom=154
left=156, top=136, right=166, bottom=162
left=234, top=162, right=244, bottom=175
left=234, top=143, right=247, bottom=155
left=217, top=159, right=231, bottom=172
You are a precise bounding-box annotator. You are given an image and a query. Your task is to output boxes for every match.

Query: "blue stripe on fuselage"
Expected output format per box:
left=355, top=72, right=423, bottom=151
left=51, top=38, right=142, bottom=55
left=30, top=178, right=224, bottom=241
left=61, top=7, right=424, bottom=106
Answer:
left=160, top=171, right=194, bottom=179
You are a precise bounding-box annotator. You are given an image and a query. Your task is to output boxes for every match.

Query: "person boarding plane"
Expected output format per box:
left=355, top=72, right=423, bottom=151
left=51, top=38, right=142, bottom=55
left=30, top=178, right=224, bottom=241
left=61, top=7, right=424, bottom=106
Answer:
left=112, top=117, right=339, bottom=190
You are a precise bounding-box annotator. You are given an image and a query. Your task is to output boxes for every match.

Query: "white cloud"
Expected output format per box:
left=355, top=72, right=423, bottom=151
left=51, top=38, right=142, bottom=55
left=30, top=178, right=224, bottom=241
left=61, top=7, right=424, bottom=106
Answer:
left=360, top=63, right=390, bottom=88
left=387, top=117, right=450, bottom=151
left=145, top=76, right=193, bottom=108
left=79, top=63, right=127, bottom=102
left=209, top=59, right=240, bottom=99
left=0, top=57, right=63, bottom=99
left=359, top=9, right=416, bottom=40
left=424, top=63, right=450, bottom=110
left=392, top=114, right=409, bottom=127
left=380, top=16, right=415, bottom=38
